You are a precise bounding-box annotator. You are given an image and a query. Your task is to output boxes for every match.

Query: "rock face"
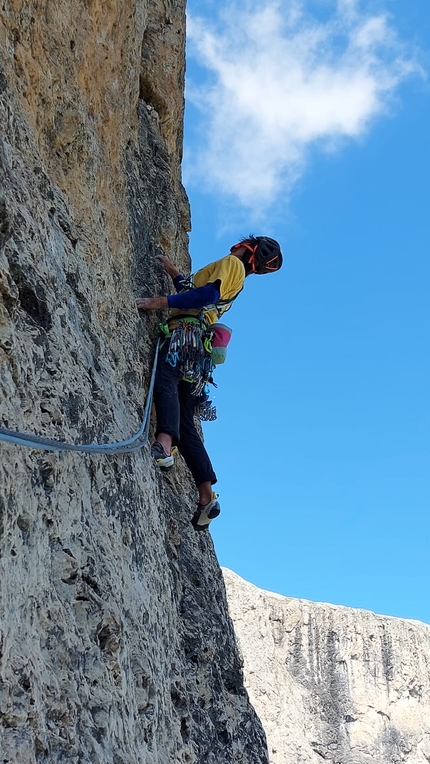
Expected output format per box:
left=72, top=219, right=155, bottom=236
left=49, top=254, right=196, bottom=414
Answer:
left=223, top=568, right=430, bottom=764
left=0, top=3, right=269, bottom=763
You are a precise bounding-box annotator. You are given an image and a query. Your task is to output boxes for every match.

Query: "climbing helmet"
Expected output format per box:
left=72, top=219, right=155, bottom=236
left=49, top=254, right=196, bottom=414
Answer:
left=231, top=236, right=283, bottom=274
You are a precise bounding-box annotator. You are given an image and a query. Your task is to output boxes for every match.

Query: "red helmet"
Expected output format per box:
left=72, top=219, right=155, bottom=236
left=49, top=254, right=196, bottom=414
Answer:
left=231, top=236, right=283, bottom=274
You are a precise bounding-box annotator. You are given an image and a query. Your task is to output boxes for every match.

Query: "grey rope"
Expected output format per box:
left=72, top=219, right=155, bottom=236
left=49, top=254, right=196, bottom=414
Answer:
left=0, top=339, right=160, bottom=455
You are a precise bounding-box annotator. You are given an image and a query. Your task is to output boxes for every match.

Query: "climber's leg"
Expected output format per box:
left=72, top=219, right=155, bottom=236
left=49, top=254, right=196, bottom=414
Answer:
left=177, top=380, right=217, bottom=487
left=152, top=342, right=183, bottom=469
left=177, top=381, right=220, bottom=530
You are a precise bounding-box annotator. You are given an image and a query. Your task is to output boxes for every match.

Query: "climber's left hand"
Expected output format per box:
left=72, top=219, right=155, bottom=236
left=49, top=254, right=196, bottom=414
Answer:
left=136, top=297, right=168, bottom=311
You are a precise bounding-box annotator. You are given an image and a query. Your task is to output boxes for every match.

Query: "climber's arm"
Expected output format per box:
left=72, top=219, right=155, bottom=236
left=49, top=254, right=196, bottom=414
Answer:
left=157, top=255, right=181, bottom=281
left=167, top=282, right=220, bottom=309
left=136, top=282, right=220, bottom=312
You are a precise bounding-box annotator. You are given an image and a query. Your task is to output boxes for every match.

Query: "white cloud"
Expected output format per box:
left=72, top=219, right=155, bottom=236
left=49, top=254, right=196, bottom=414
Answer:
left=185, top=0, right=421, bottom=213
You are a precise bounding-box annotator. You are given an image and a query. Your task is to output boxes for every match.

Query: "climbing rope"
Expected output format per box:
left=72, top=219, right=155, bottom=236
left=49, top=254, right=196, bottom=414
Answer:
left=0, top=339, right=160, bottom=455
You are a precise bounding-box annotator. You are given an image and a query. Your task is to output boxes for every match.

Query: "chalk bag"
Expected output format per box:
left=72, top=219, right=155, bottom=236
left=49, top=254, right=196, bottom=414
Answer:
left=209, top=323, right=232, bottom=365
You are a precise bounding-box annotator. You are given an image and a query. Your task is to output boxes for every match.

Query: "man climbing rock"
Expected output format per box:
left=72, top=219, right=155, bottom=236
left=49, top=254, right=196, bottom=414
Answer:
left=136, top=236, right=282, bottom=530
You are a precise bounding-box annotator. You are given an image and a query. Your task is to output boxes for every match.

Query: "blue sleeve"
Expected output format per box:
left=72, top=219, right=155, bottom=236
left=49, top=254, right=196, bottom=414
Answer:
left=167, top=283, right=221, bottom=310
left=173, top=274, right=186, bottom=293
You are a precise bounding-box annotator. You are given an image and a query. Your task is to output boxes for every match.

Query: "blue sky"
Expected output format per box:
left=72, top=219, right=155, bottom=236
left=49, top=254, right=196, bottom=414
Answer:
left=183, top=0, right=430, bottom=623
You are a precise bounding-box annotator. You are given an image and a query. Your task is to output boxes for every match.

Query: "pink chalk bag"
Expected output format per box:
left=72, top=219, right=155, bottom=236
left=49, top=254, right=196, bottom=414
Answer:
left=208, top=323, right=232, bottom=365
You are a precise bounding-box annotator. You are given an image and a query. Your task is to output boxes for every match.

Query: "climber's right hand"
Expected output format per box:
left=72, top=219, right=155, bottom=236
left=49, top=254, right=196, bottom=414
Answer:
left=156, top=255, right=180, bottom=280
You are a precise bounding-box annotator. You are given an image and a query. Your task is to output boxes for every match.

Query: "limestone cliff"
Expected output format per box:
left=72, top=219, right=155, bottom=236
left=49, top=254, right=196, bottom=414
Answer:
left=0, top=3, right=269, bottom=762
left=223, top=568, right=430, bottom=764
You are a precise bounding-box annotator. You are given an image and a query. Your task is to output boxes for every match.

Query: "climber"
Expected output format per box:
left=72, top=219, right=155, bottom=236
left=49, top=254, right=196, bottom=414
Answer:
left=136, top=236, right=283, bottom=531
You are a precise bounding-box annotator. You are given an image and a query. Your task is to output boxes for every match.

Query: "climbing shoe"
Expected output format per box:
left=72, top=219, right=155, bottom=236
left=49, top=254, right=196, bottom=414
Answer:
left=191, top=492, right=220, bottom=531
left=151, top=441, right=174, bottom=471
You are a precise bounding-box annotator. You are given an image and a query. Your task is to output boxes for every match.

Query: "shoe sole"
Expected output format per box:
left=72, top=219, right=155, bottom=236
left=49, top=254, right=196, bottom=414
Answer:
left=151, top=442, right=177, bottom=472
left=155, top=457, right=174, bottom=471
left=191, top=502, right=221, bottom=531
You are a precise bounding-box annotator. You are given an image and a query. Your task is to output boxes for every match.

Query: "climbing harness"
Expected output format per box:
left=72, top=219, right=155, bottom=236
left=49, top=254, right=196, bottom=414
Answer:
left=158, top=272, right=242, bottom=422
left=158, top=312, right=217, bottom=421
left=0, top=340, right=160, bottom=454
left=163, top=273, right=239, bottom=392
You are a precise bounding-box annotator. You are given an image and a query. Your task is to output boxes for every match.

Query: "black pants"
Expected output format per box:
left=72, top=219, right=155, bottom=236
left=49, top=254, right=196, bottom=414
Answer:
left=153, top=341, right=217, bottom=488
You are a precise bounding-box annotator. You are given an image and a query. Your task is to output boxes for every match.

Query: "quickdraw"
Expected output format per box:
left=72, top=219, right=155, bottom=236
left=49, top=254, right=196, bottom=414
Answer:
left=165, top=319, right=214, bottom=396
